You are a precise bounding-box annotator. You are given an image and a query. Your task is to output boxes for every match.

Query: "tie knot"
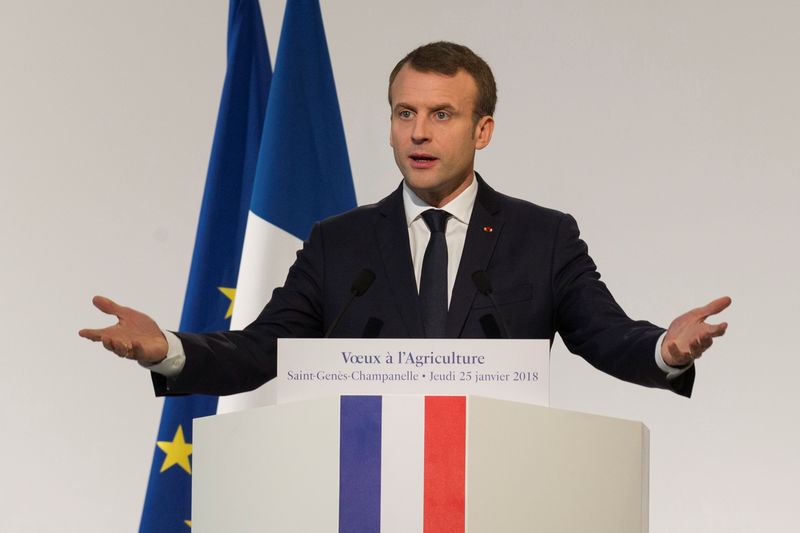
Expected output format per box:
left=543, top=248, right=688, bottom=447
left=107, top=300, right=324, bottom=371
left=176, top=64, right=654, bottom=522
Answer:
left=421, top=209, right=451, bottom=233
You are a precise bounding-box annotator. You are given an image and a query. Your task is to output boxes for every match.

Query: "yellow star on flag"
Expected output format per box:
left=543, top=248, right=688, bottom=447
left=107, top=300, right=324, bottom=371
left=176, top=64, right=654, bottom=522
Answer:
left=156, top=425, right=193, bottom=474
left=218, top=287, right=236, bottom=319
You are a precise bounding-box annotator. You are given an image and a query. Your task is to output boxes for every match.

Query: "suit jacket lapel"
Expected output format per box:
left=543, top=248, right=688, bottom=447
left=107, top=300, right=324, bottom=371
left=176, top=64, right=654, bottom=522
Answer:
left=375, top=184, right=426, bottom=337
left=446, top=175, right=503, bottom=337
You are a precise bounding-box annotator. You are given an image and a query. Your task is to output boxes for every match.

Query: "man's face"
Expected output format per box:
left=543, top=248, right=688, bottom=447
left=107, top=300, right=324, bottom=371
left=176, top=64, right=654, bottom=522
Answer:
left=389, top=65, right=494, bottom=207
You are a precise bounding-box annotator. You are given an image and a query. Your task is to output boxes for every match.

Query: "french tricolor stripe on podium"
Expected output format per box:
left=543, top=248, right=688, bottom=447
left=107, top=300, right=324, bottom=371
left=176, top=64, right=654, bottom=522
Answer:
left=338, top=395, right=466, bottom=533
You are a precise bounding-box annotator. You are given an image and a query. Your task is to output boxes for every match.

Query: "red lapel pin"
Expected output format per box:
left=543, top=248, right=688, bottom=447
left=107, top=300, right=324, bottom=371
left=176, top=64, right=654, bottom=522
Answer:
left=483, top=226, right=493, bottom=232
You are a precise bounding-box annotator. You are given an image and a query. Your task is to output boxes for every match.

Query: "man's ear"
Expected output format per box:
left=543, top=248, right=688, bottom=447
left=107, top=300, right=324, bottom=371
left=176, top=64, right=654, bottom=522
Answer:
left=474, top=115, right=495, bottom=150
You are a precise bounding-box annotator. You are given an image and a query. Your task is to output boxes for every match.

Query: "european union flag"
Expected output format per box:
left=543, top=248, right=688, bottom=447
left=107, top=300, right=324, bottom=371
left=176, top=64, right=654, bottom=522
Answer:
left=139, top=1, right=272, bottom=530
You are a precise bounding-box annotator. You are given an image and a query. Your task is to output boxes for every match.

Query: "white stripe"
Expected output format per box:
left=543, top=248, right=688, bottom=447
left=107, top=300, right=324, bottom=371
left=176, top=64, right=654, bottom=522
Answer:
left=216, top=211, right=303, bottom=415
left=380, top=395, right=425, bottom=533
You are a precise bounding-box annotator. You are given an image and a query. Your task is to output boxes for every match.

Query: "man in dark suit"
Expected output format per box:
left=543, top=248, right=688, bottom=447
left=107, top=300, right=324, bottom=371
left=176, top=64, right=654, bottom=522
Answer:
left=80, top=42, right=730, bottom=398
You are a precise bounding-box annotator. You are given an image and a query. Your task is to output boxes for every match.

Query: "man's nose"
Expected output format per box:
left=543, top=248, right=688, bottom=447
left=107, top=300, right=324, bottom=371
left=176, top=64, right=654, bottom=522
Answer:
left=411, top=117, right=431, bottom=144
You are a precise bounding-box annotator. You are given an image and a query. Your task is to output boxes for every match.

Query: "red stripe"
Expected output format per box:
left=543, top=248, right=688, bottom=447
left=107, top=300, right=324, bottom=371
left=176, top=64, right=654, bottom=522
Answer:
left=424, top=396, right=466, bottom=533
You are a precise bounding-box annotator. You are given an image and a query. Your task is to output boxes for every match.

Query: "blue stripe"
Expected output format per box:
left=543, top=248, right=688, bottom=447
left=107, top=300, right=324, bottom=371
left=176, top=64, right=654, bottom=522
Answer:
left=139, top=1, right=271, bottom=531
left=339, top=396, right=382, bottom=533
left=249, top=0, right=356, bottom=241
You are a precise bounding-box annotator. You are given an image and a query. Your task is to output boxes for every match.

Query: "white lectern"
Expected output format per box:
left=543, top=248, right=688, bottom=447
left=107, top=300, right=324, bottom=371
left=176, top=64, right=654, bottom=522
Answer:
left=193, top=395, right=648, bottom=532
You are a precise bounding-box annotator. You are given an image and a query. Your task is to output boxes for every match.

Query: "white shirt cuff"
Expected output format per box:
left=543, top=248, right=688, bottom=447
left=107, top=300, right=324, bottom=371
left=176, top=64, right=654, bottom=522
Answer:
left=655, top=331, right=693, bottom=379
left=138, top=330, right=186, bottom=378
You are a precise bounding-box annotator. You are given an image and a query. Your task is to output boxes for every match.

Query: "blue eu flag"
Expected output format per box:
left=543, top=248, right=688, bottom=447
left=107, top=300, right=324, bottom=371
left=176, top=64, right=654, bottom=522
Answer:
left=138, top=1, right=272, bottom=530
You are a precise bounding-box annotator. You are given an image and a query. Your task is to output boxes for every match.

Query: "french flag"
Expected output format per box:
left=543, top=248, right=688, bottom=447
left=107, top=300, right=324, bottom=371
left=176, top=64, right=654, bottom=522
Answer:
left=339, top=395, right=467, bottom=533
left=217, top=0, right=357, bottom=414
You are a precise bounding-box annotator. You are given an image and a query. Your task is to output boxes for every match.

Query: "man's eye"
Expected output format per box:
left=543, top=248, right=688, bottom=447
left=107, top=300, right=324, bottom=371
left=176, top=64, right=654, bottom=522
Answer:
left=435, top=111, right=449, bottom=120
left=399, top=110, right=412, bottom=118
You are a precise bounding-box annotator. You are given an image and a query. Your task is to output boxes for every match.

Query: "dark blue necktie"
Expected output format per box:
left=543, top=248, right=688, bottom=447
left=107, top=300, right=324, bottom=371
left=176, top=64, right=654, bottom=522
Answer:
left=419, top=209, right=451, bottom=338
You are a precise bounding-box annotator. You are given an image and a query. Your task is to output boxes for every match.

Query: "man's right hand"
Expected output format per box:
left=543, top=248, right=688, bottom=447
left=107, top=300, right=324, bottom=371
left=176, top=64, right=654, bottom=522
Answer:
left=79, top=296, right=169, bottom=365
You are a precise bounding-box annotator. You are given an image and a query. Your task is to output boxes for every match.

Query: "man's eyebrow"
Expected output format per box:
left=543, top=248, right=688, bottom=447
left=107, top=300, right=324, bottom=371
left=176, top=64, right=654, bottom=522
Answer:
left=393, top=102, right=416, bottom=112
left=393, top=102, right=458, bottom=113
left=433, top=104, right=458, bottom=113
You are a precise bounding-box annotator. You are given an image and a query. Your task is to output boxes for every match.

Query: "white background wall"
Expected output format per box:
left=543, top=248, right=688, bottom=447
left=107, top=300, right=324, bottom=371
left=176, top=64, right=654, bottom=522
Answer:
left=1, top=1, right=797, bottom=531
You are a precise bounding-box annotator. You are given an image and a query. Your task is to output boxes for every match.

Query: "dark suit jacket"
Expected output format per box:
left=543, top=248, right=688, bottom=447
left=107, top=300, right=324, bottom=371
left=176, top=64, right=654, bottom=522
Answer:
left=155, top=175, right=693, bottom=397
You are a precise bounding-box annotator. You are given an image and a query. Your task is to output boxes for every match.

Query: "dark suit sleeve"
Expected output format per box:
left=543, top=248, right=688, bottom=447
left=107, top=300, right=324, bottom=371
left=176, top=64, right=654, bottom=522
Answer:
left=152, top=222, right=328, bottom=397
left=552, top=214, right=694, bottom=397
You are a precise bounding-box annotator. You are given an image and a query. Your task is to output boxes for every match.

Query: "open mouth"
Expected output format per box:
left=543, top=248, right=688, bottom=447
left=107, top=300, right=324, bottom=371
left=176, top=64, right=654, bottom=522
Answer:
left=410, top=154, right=437, bottom=165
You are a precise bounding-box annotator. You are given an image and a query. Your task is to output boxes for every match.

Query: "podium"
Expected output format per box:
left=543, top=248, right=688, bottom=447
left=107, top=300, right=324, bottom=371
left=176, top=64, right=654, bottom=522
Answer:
left=192, top=395, right=649, bottom=532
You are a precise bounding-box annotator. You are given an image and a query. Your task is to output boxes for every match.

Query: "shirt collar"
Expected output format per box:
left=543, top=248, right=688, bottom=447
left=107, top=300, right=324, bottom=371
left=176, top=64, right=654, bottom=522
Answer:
left=402, top=174, right=478, bottom=227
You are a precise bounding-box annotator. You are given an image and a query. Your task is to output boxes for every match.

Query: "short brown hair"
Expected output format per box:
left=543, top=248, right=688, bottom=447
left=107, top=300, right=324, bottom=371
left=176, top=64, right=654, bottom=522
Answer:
left=388, top=41, right=497, bottom=122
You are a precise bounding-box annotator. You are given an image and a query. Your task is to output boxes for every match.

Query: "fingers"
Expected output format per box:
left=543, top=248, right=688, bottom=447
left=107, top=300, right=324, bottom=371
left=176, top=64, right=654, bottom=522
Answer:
left=707, top=321, right=728, bottom=338
left=687, top=337, right=710, bottom=360
left=694, top=335, right=713, bottom=353
left=92, top=295, right=126, bottom=318
left=78, top=328, right=103, bottom=341
left=81, top=330, right=139, bottom=359
left=81, top=328, right=157, bottom=361
left=80, top=297, right=121, bottom=341
left=667, top=342, right=692, bottom=366
left=102, top=335, right=135, bottom=359
left=690, top=321, right=727, bottom=356
left=696, top=296, right=732, bottom=320
left=666, top=336, right=711, bottom=366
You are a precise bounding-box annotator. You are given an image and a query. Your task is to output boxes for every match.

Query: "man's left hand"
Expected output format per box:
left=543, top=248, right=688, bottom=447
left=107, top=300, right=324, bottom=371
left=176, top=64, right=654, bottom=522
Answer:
left=662, top=296, right=732, bottom=367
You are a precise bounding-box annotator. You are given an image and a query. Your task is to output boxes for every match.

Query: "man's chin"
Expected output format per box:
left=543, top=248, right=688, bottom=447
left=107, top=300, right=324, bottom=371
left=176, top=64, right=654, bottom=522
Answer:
left=403, top=174, right=440, bottom=194
left=404, top=179, right=472, bottom=208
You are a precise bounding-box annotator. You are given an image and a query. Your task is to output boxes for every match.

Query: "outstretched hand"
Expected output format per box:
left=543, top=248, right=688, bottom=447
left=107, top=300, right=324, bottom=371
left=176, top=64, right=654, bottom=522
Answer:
left=79, top=296, right=169, bottom=365
left=661, top=296, right=731, bottom=367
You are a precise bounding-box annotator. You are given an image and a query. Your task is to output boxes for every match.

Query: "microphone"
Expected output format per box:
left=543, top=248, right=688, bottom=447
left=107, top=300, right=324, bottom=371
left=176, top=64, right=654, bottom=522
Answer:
left=324, top=268, right=376, bottom=338
left=350, top=268, right=376, bottom=297
left=471, top=270, right=511, bottom=339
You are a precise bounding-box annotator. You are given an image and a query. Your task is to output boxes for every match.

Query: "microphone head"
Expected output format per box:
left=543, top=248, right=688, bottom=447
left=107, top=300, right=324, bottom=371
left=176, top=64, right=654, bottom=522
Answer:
left=471, top=270, right=493, bottom=295
left=351, top=268, right=376, bottom=297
